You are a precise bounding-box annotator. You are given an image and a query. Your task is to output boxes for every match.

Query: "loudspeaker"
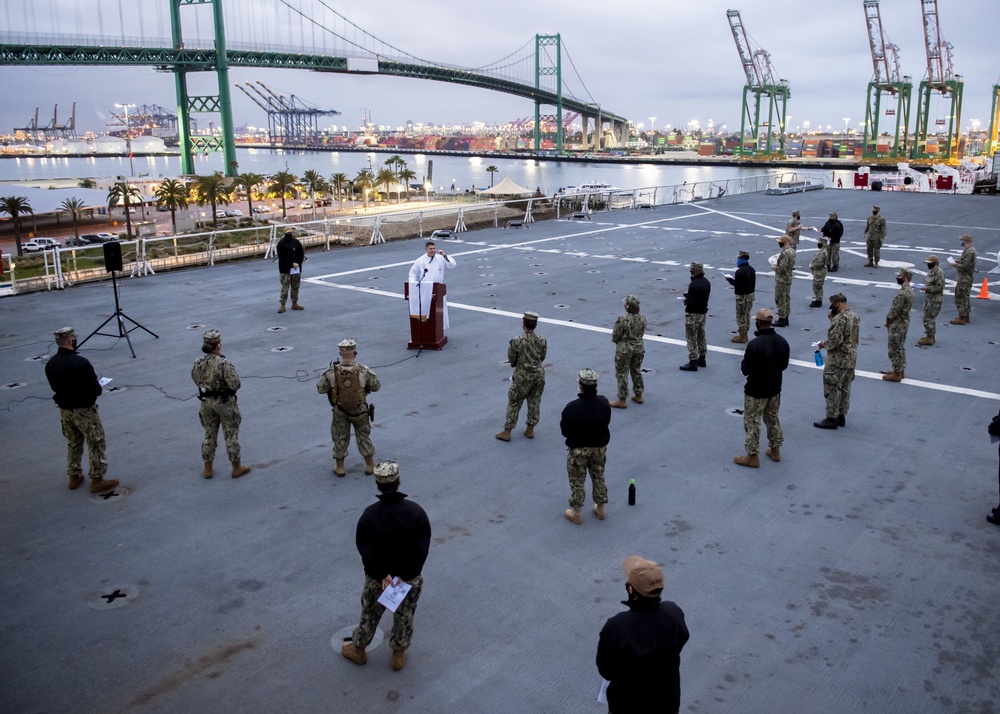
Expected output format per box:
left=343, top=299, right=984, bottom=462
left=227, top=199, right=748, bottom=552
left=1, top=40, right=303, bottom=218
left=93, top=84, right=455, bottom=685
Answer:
left=103, top=241, right=123, bottom=273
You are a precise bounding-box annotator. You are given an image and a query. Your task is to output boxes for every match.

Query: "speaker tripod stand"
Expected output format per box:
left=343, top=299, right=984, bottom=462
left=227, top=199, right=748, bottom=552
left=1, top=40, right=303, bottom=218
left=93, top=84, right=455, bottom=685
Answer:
left=77, top=270, right=158, bottom=358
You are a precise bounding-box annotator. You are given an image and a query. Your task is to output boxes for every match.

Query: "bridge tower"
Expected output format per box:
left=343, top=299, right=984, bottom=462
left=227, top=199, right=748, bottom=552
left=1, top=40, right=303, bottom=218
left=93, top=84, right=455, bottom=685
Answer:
left=534, top=34, right=563, bottom=153
left=169, top=0, right=237, bottom=176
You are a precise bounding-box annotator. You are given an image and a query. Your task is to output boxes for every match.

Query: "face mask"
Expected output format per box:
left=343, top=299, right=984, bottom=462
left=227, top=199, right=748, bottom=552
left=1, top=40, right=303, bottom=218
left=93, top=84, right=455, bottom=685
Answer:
left=926, top=263, right=935, bottom=269
left=896, top=277, right=905, bottom=285
left=70, top=338, right=78, bottom=349
left=830, top=304, right=840, bottom=316
left=818, top=244, right=823, bottom=249
left=873, top=210, right=878, bottom=215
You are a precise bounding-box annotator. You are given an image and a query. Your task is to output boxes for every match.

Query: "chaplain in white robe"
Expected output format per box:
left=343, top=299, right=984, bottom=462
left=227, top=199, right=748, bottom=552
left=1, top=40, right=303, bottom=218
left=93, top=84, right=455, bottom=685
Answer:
left=408, top=240, right=457, bottom=330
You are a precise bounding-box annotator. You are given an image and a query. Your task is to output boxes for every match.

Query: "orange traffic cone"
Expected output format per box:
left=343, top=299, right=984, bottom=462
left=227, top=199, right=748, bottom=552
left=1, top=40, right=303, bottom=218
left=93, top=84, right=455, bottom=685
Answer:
left=976, top=278, right=990, bottom=299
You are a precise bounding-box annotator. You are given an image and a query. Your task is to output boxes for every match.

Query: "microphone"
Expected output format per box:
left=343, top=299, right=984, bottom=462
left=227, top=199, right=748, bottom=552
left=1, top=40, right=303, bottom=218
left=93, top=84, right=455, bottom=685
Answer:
left=423, top=268, right=428, bottom=275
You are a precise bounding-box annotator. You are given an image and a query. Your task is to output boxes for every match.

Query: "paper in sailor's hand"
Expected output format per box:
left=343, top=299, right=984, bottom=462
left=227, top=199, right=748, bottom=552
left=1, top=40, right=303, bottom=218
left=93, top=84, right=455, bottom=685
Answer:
left=377, top=578, right=412, bottom=612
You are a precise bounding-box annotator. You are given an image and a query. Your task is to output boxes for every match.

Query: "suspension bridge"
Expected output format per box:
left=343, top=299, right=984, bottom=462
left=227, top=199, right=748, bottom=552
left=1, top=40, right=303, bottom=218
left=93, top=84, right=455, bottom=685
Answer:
left=0, top=0, right=629, bottom=176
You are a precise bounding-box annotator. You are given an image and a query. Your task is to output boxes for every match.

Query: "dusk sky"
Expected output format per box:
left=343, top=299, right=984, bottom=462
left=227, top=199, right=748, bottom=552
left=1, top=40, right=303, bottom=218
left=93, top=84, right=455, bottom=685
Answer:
left=1, top=0, right=997, bottom=137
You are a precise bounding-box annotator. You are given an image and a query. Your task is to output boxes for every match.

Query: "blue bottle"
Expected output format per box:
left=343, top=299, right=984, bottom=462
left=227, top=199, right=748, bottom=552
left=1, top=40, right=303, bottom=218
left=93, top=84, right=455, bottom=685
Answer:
left=814, top=350, right=824, bottom=367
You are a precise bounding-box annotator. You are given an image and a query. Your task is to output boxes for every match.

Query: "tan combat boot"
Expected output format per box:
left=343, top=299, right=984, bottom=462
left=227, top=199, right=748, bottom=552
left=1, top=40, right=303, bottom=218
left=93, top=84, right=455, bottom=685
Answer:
left=291, top=303, right=304, bottom=311
left=524, top=424, right=535, bottom=439
left=341, top=641, right=367, bottom=665
left=495, top=429, right=512, bottom=442
left=564, top=506, right=583, bottom=525
left=364, top=455, right=375, bottom=475
left=90, top=477, right=119, bottom=494
left=278, top=303, right=286, bottom=313
left=391, top=649, right=407, bottom=671
left=609, top=399, right=627, bottom=409
left=766, top=446, right=781, bottom=462
left=203, top=461, right=214, bottom=479
left=231, top=461, right=251, bottom=478
left=731, top=333, right=748, bottom=343
left=68, top=474, right=85, bottom=490
left=916, top=336, right=934, bottom=346
left=593, top=503, right=606, bottom=520
left=882, top=371, right=902, bottom=382
left=949, top=316, right=967, bottom=325
left=632, top=394, right=643, bottom=404
left=733, top=454, right=760, bottom=468
left=334, top=459, right=346, bottom=477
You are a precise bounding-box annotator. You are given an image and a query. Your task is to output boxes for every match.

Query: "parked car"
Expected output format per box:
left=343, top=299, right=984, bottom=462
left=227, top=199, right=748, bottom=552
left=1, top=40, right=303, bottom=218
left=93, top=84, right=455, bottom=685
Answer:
left=315, top=198, right=332, bottom=207
left=82, top=233, right=117, bottom=244
left=65, top=236, right=90, bottom=247
left=224, top=209, right=244, bottom=217
left=23, top=238, right=61, bottom=253
left=252, top=206, right=272, bottom=214
left=299, top=201, right=313, bottom=209
left=215, top=211, right=227, bottom=220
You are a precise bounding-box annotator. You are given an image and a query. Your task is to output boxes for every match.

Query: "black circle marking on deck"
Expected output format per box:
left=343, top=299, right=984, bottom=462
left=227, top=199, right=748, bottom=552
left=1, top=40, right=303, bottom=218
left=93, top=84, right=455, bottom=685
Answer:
left=186, top=324, right=206, bottom=330
left=553, top=304, right=570, bottom=309
left=271, top=346, right=294, bottom=353
left=0, top=382, right=26, bottom=390
left=90, top=486, right=131, bottom=503
left=266, top=326, right=287, bottom=332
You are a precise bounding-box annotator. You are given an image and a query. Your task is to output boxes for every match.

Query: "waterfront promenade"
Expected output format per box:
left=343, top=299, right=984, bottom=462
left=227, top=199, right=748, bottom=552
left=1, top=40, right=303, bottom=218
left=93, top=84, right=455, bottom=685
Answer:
left=1, top=188, right=998, bottom=713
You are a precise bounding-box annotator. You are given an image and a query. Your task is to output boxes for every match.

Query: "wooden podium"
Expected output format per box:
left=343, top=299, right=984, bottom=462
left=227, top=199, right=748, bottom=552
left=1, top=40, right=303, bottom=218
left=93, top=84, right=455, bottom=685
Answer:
left=404, top=282, right=448, bottom=350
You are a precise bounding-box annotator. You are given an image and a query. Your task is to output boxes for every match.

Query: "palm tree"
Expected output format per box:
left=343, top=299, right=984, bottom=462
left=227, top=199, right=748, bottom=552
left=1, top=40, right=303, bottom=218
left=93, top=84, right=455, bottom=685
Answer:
left=329, top=172, right=350, bottom=211
left=107, top=181, right=142, bottom=238
left=397, top=168, right=417, bottom=201
left=233, top=172, right=264, bottom=219
left=302, top=169, right=326, bottom=219
left=354, top=169, right=375, bottom=208
left=192, top=172, right=231, bottom=229
left=0, top=195, right=33, bottom=256
left=59, top=197, right=87, bottom=243
left=77, top=178, right=97, bottom=189
left=269, top=170, right=299, bottom=220
left=385, top=155, right=405, bottom=176
left=376, top=168, right=397, bottom=203
left=153, top=178, right=189, bottom=235
left=486, top=165, right=499, bottom=187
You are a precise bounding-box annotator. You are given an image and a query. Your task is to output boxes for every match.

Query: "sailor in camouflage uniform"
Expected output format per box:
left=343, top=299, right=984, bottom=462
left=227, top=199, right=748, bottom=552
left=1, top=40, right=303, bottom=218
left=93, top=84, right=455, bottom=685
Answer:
left=44, top=326, right=118, bottom=493
left=773, top=236, right=795, bottom=327
left=814, top=294, right=861, bottom=430
left=948, top=234, right=977, bottom=325
left=317, top=338, right=381, bottom=477
left=559, top=369, right=612, bottom=524
left=918, top=255, right=945, bottom=346
left=496, top=311, right=547, bottom=441
left=808, top=238, right=828, bottom=308
left=882, top=269, right=914, bottom=382
left=609, top=295, right=647, bottom=408
left=864, top=205, right=887, bottom=267
left=191, top=329, right=251, bottom=478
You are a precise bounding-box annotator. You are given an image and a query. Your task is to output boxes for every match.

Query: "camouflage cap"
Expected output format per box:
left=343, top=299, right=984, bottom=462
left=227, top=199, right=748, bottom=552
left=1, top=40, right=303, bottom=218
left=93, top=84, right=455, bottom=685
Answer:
left=829, top=211, right=838, bottom=219
left=283, top=227, right=294, bottom=235
left=897, top=268, right=913, bottom=281
left=738, top=250, right=750, bottom=260
left=792, top=210, right=800, bottom=217
left=817, top=237, right=827, bottom=246
left=523, top=311, right=539, bottom=321
left=622, top=555, right=664, bottom=598
left=872, top=205, right=880, bottom=211
left=777, top=235, right=789, bottom=245
left=373, top=460, right=399, bottom=483
left=202, top=329, right=221, bottom=345
left=338, top=338, right=357, bottom=352
left=578, top=368, right=598, bottom=385
left=829, top=293, right=847, bottom=304
left=54, top=326, right=76, bottom=339
left=624, top=295, right=640, bottom=308
left=754, top=308, right=774, bottom=322
left=925, top=254, right=939, bottom=264
left=960, top=234, right=973, bottom=244
left=689, top=262, right=704, bottom=273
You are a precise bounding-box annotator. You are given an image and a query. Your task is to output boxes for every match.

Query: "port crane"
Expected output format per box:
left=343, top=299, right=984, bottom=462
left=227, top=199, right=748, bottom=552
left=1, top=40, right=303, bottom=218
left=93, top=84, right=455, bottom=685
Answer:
left=235, top=81, right=340, bottom=147
left=987, top=81, right=1000, bottom=157
left=861, top=0, right=912, bottom=160
left=912, top=0, right=962, bottom=162
left=726, top=9, right=789, bottom=157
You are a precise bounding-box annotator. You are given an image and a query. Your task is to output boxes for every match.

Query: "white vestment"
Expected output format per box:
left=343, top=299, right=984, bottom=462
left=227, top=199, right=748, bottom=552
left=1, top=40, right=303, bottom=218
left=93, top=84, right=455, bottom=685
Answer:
left=407, top=253, right=456, bottom=330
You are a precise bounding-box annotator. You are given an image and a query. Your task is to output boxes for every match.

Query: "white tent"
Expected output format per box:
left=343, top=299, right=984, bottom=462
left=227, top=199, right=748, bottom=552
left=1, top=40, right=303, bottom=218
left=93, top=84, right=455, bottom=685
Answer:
left=478, top=177, right=531, bottom=196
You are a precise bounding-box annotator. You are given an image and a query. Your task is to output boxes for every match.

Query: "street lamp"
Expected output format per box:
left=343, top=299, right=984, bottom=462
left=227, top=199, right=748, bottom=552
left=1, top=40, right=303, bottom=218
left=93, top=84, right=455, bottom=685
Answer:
left=649, top=117, right=657, bottom=133
left=116, top=103, right=136, bottom=176
left=842, top=117, right=851, bottom=137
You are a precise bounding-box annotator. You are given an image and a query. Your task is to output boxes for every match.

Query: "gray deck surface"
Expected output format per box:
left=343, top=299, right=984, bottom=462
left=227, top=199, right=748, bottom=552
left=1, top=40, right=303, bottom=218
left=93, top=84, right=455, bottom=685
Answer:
left=2, top=189, right=999, bottom=714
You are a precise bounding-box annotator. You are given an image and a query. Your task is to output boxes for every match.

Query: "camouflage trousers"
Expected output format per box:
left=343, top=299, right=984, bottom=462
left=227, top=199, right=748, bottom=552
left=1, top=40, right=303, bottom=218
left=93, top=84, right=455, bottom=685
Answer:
left=743, top=393, right=782, bottom=456
left=735, top=293, right=754, bottom=337
left=352, top=574, right=424, bottom=652
left=823, top=366, right=855, bottom=419
left=887, top=320, right=909, bottom=372
left=332, top=407, right=374, bottom=460
left=684, top=314, right=707, bottom=361
left=505, top=373, right=544, bottom=429
left=866, top=237, right=883, bottom=264
left=614, top=346, right=644, bottom=400
left=954, top=274, right=973, bottom=318
left=923, top=296, right=942, bottom=337
left=199, top=398, right=242, bottom=463
left=279, top=272, right=301, bottom=304
left=567, top=446, right=608, bottom=508
left=774, top=278, right=791, bottom=319
left=60, top=406, right=107, bottom=479
left=812, top=271, right=827, bottom=302
left=828, top=243, right=840, bottom=270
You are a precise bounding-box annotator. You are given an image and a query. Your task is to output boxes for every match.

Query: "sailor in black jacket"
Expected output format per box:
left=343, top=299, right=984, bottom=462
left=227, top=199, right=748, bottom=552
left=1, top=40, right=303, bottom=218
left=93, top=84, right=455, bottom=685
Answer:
left=679, top=262, right=711, bottom=371
left=726, top=250, right=756, bottom=343
left=735, top=308, right=790, bottom=468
